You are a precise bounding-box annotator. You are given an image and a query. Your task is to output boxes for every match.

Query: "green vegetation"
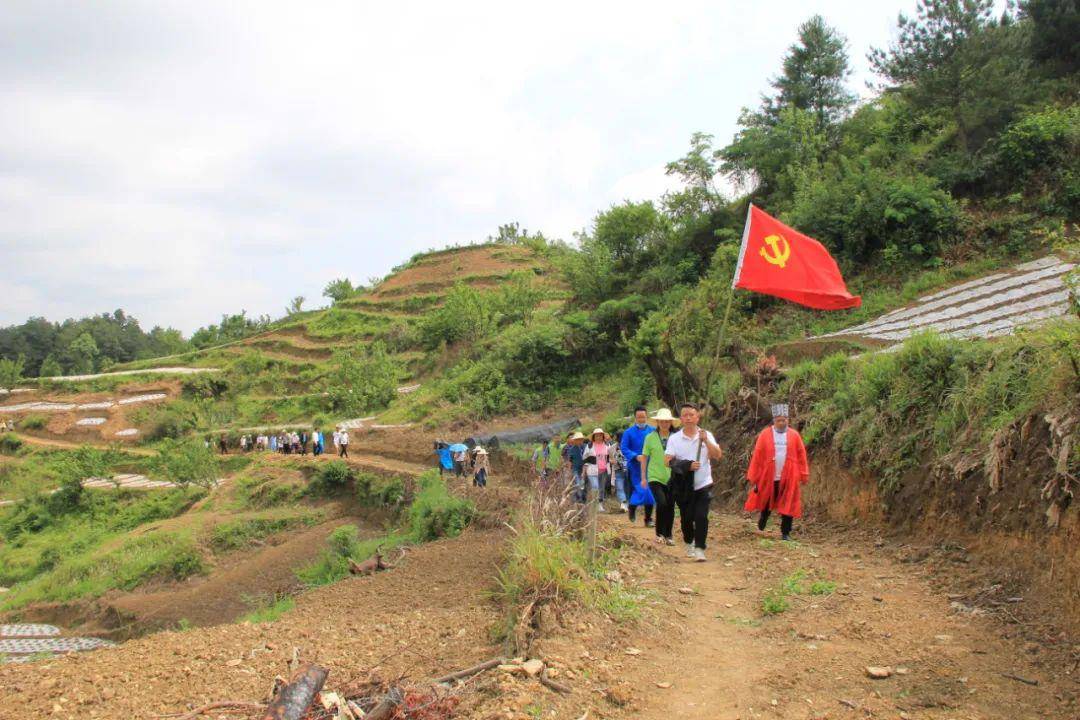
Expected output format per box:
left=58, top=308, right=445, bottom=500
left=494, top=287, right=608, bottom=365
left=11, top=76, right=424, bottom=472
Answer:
left=495, top=521, right=646, bottom=643
left=784, top=323, right=1080, bottom=490
left=1, top=528, right=205, bottom=610
left=759, top=568, right=836, bottom=615
left=295, top=525, right=409, bottom=588
left=296, top=471, right=472, bottom=587
left=209, top=511, right=320, bottom=553
left=407, top=472, right=475, bottom=541
left=240, top=594, right=296, bottom=623
left=19, top=414, right=47, bottom=431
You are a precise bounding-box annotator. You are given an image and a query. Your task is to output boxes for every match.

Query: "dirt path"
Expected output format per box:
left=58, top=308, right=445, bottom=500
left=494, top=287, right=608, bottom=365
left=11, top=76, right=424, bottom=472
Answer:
left=10, top=432, right=156, bottom=456
left=610, top=514, right=1076, bottom=720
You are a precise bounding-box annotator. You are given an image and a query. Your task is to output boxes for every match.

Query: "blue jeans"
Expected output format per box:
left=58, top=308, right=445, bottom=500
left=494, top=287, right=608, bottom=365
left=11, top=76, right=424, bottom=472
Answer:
left=614, top=471, right=628, bottom=503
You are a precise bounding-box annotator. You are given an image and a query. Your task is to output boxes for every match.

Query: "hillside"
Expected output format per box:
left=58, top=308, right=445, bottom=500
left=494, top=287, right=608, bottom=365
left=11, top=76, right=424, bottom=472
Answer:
left=2, top=2, right=1080, bottom=718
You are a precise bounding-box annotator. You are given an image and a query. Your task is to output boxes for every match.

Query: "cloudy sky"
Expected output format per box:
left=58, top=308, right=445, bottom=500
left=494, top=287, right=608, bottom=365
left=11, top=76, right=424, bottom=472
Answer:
left=1, top=1, right=918, bottom=334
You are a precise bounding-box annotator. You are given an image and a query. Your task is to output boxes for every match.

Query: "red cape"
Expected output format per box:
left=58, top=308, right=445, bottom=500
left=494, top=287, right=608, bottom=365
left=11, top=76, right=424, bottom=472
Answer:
left=744, top=426, right=809, bottom=518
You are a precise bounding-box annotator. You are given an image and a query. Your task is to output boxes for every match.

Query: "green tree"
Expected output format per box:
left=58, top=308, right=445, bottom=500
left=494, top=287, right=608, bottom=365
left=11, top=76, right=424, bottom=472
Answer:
left=325, top=341, right=400, bottom=416
left=0, top=357, right=24, bottom=388
left=869, top=0, right=1023, bottom=152
left=322, top=278, right=355, bottom=304
left=286, top=296, right=305, bottom=315
left=720, top=105, right=828, bottom=206
left=153, top=439, right=219, bottom=488
left=764, top=15, right=856, bottom=129
left=1021, top=0, right=1080, bottom=75
left=67, top=332, right=99, bottom=374
left=38, top=354, right=62, bottom=378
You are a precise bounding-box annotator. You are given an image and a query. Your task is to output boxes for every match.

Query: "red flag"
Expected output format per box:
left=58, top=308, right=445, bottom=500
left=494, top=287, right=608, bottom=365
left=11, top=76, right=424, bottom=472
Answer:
left=732, top=205, right=860, bottom=310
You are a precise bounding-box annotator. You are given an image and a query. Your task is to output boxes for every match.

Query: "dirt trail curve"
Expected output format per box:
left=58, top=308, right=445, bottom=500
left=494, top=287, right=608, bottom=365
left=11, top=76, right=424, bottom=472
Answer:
left=613, top=515, right=1076, bottom=720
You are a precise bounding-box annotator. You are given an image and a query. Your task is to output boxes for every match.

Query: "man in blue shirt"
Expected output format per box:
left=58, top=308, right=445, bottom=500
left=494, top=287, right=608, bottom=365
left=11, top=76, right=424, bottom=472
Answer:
left=620, top=406, right=655, bottom=525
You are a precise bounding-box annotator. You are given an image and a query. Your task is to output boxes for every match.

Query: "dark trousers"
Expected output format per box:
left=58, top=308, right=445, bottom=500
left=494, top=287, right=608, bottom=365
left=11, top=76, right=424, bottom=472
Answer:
left=677, top=486, right=711, bottom=549
left=649, top=481, right=675, bottom=539
left=339, top=445, right=348, bottom=458
left=628, top=503, right=653, bottom=524
left=758, top=509, right=793, bottom=535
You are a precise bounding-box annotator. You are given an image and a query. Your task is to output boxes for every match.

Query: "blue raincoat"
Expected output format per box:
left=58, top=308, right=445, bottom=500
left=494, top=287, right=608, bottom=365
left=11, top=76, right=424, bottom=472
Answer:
left=620, top=424, right=656, bottom=506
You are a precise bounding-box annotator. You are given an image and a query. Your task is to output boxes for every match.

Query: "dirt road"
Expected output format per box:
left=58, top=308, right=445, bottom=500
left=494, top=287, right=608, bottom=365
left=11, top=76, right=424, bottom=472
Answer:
left=608, top=514, right=1076, bottom=720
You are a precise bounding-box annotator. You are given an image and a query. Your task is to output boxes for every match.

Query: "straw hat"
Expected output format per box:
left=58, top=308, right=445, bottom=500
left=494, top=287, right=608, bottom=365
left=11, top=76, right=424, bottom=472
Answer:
left=590, top=427, right=607, bottom=439
left=568, top=432, right=585, bottom=441
left=651, top=408, right=677, bottom=423
left=475, top=446, right=488, bottom=455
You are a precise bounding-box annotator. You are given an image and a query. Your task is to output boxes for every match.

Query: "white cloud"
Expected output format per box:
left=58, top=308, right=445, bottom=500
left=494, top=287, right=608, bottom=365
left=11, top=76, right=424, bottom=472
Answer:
left=0, top=0, right=920, bottom=332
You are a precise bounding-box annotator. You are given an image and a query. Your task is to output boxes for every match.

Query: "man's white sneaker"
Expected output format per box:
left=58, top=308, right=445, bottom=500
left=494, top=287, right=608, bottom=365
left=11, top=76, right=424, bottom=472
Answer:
left=664, top=537, right=675, bottom=546
left=685, top=543, right=695, bottom=557
left=620, top=503, right=628, bottom=512
left=693, top=548, right=707, bottom=562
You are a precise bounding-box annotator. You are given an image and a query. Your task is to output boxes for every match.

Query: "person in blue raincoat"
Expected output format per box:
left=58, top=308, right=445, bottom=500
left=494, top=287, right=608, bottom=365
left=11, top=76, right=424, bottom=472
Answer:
left=435, top=441, right=454, bottom=476
left=620, top=406, right=655, bottom=526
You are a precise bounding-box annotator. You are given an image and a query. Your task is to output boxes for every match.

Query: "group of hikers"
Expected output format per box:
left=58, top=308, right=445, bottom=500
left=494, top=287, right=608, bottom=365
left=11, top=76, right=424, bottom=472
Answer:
left=213, top=427, right=351, bottom=457
left=434, top=441, right=491, bottom=487
left=535, top=401, right=808, bottom=562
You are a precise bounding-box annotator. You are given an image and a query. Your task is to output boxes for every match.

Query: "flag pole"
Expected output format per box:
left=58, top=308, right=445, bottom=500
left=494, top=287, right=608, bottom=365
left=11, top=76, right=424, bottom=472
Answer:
left=701, top=204, right=753, bottom=410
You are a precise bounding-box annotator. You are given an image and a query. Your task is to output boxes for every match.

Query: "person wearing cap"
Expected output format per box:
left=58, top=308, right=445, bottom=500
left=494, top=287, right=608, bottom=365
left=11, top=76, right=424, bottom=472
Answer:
left=582, top=428, right=611, bottom=511
left=472, top=447, right=490, bottom=488
left=744, top=404, right=809, bottom=541
left=621, top=407, right=655, bottom=525
left=641, top=408, right=676, bottom=544
left=566, top=432, right=587, bottom=501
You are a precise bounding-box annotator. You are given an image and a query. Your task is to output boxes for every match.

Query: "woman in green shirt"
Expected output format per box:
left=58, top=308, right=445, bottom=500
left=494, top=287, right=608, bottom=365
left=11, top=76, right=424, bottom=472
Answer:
left=642, top=408, right=676, bottom=545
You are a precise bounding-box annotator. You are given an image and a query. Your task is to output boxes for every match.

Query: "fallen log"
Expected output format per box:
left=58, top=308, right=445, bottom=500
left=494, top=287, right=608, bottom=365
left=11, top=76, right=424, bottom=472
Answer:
left=262, top=663, right=329, bottom=720
left=540, top=669, right=571, bottom=694
left=1001, top=672, right=1039, bottom=687
left=432, top=656, right=506, bottom=684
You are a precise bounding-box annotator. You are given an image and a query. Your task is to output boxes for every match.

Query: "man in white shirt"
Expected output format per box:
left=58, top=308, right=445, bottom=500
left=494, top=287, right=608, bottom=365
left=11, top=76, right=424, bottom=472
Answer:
left=338, top=428, right=349, bottom=458
left=664, top=402, right=723, bottom=562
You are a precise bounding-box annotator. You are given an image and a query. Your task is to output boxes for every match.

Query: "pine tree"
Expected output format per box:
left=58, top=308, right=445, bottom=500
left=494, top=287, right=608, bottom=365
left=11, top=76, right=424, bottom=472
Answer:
left=764, top=15, right=855, bottom=129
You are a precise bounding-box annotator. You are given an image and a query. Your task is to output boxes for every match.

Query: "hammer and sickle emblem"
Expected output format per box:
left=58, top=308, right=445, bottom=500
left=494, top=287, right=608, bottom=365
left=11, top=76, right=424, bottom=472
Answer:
left=760, top=234, right=791, bottom=268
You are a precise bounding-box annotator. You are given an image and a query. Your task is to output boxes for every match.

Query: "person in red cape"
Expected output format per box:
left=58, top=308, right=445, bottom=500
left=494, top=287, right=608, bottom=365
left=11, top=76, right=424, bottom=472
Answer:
left=744, top=404, right=809, bottom=541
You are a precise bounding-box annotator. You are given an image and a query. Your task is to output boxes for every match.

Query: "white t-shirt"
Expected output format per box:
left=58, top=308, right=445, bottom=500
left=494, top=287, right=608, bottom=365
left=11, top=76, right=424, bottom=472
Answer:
left=339, top=431, right=349, bottom=445
left=664, top=428, right=717, bottom=490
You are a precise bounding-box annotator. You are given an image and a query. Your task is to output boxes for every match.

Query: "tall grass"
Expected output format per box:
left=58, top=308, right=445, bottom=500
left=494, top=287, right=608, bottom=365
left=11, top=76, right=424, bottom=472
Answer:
left=783, top=321, right=1080, bottom=490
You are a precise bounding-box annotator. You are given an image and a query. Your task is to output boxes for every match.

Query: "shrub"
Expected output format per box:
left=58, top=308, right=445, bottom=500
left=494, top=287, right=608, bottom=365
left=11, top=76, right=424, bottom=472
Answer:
left=325, top=342, right=400, bottom=416
left=788, top=163, right=962, bottom=268
left=152, top=439, right=219, bottom=488
left=355, top=473, right=406, bottom=508
left=994, top=105, right=1080, bottom=217
left=310, top=460, right=351, bottom=495
left=408, top=472, right=474, bottom=542
left=20, top=415, right=47, bottom=431
left=0, top=435, right=23, bottom=455
left=209, top=514, right=318, bottom=553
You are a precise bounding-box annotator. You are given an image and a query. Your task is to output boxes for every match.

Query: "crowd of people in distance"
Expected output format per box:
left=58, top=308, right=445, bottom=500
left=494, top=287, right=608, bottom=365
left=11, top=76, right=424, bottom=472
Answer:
left=534, top=401, right=809, bottom=562
left=210, top=426, right=351, bottom=458
left=434, top=441, right=491, bottom=488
